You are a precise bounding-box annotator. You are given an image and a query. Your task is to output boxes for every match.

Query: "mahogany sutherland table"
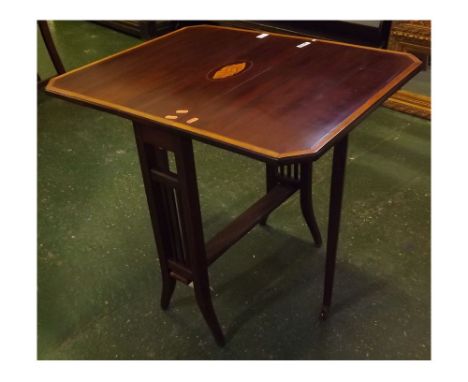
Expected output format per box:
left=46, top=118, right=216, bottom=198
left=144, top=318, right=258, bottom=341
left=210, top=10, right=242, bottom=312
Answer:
left=46, top=25, right=421, bottom=346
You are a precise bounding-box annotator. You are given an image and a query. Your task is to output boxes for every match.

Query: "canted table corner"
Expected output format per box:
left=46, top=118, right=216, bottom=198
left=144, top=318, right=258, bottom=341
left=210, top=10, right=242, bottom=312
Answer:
left=45, top=25, right=421, bottom=346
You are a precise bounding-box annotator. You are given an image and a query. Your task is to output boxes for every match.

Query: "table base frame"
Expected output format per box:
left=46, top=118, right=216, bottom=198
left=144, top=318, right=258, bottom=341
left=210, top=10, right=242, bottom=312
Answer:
left=133, top=121, right=347, bottom=346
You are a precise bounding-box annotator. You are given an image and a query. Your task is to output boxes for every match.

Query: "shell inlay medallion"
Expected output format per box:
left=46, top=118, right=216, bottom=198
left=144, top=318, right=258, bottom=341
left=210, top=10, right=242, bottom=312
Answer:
left=209, top=62, right=251, bottom=80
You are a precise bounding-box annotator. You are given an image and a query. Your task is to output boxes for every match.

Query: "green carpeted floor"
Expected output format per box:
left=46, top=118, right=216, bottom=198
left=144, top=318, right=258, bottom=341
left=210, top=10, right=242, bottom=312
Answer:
left=37, top=21, right=430, bottom=360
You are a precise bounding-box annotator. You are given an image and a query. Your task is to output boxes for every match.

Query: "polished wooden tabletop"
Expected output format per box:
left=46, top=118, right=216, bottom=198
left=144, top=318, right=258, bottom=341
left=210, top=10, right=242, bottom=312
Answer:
left=46, top=25, right=421, bottom=160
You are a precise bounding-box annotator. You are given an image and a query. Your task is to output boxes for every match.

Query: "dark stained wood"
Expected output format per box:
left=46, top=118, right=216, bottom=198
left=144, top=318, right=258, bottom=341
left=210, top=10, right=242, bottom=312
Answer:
left=206, top=183, right=298, bottom=265
left=134, top=121, right=225, bottom=346
left=38, top=20, right=66, bottom=75
left=46, top=24, right=421, bottom=345
left=259, top=163, right=278, bottom=225
left=299, top=162, right=322, bottom=247
left=46, top=25, right=421, bottom=160
left=216, top=21, right=392, bottom=48
left=259, top=162, right=321, bottom=248
left=167, top=260, right=193, bottom=283
left=320, top=135, right=349, bottom=321
left=133, top=124, right=177, bottom=310
left=149, top=168, right=179, bottom=188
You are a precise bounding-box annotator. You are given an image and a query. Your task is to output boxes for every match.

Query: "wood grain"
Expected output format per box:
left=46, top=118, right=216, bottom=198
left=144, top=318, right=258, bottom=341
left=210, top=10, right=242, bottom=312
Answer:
left=384, top=89, right=431, bottom=120
left=46, top=25, right=421, bottom=160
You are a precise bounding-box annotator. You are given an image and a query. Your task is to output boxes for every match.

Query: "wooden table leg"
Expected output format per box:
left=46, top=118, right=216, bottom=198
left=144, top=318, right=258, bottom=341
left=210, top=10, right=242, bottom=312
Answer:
left=260, top=162, right=322, bottom=247
left=300, top=162, right=322, bottom=247
left=320, top=135, right=349, bottom=320
left=133, top=121, right=225, bottom=346
left=259, top=163, right=277, bottom=225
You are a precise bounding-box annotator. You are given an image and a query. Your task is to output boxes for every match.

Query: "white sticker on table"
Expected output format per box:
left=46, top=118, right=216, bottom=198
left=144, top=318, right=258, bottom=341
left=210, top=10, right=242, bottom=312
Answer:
left=296, top=41, right=311, bottom=48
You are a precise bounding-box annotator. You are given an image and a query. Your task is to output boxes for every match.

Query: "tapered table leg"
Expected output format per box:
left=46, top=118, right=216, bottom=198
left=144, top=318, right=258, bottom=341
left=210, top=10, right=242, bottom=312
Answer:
left=300, top=162, right=322, bottom=247
left=260, top=162, right=322, bottom=249
left=320, top=135, right=349, bottom=320
left=259, top=163, right=278, bottom=225
left=134, top=129, right=177, bottom=311
left=133, top=122, right=225, bottom=346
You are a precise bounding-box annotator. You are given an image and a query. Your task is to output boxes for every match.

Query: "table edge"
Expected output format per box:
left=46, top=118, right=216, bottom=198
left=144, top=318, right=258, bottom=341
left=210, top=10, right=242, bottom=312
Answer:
left=46, top=24, right=422, bottom=161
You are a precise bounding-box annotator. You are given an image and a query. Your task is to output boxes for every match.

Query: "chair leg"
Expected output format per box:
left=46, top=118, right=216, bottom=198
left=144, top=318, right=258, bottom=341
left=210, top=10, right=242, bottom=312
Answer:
left=38, top=20, right=66, bottom=75
left=300, top=162, right=322, bottom=247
